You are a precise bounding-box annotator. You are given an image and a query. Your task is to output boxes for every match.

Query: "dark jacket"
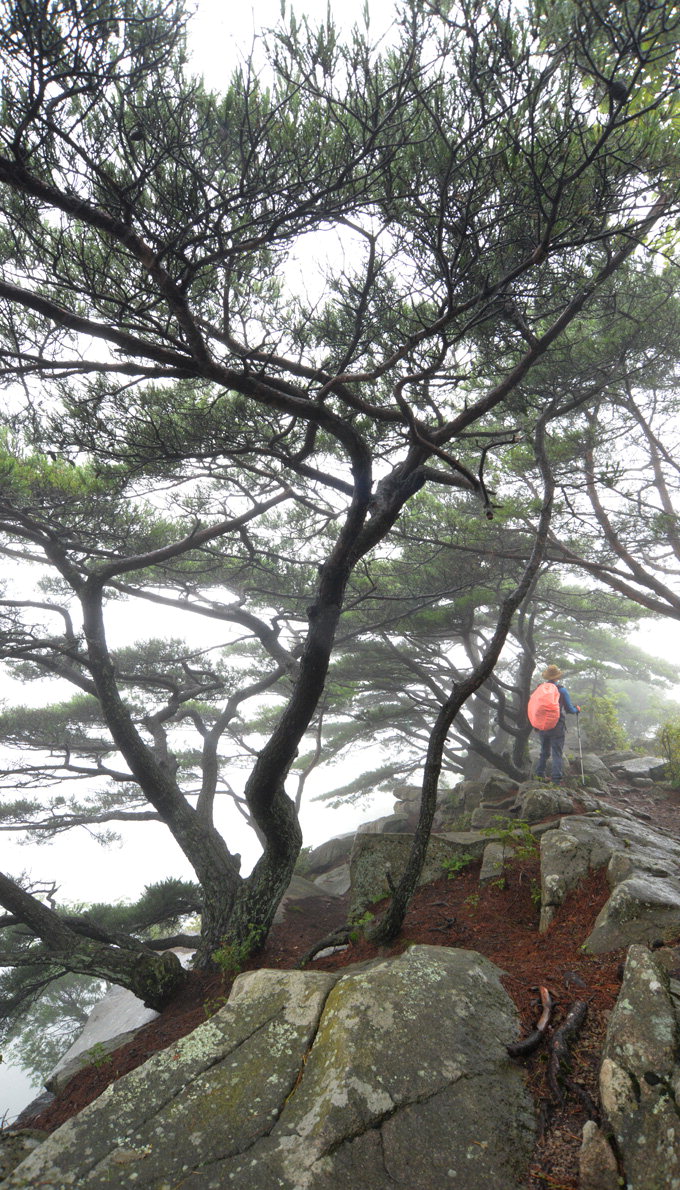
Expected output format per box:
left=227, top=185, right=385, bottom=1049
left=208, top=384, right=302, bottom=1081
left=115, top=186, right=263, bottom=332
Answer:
left=553, top=681, right=579, bottom=723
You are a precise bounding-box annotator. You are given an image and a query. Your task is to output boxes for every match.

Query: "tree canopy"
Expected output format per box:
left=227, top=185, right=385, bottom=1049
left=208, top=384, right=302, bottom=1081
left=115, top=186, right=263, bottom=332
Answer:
left=1, top=0, right=680, bottom=1016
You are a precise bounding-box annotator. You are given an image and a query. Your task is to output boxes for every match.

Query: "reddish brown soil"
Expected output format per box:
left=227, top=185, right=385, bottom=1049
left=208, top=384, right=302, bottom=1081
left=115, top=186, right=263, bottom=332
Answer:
left=23, top=782, right=680, bottom=1189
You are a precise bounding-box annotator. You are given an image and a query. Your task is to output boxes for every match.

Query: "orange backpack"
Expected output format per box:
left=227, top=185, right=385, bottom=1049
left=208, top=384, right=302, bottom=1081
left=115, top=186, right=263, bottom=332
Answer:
left=527, top=682, right=561, bottom=730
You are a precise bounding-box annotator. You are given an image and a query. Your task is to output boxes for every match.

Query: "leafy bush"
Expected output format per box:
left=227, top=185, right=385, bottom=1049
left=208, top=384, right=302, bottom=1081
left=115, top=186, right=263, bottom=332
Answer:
left=441, top=853, right=474, bottom=879
left=211, top=926, right=263, bottom=977
left=483, top=817, right=538, bottom=860
left=656, top=717, right=680, bottom=787
left=579, top=695, right=628, bottom=753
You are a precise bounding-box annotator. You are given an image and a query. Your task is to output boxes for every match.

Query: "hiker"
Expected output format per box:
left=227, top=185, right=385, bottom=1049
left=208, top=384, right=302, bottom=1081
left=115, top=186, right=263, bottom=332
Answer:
left=528, top=664, right=580, bottom=784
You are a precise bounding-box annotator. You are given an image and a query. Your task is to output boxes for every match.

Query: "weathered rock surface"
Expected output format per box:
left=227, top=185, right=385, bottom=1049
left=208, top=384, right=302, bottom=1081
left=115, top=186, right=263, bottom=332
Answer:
left=2, top=947, right=536, bottom=1190
left=579, top=753, right=612, bottom=775
left=356, top=813, right=412, bottom=835
left=273, top=874, right=342, bottom=923
left=348, top=830, right=490, bottom=919
left=312, top=863, right=350, bottom=896
left=586, top=874, right=680, bottom=952
left=535, top=804, right=680, bottom=949
left=478, top=774, right=517, bottom=803
left=304, top=833, right=355, bottom=875
left=0, top=1131, right=47, bottom=1182
left=516, top=785, right=576, bottom=824
left=479, top=840, right=511, bottom=883
left=578, top=1120, right=619, bottom=1190
left=599, top=944, right=680, bottom=1189
left=609, top=756, right=668, bottom=781
left=539, top=827, right=593, bottom=931
left=443, top=778, right=484, bottom=815
left=45, top=985, right=160, bottom=1094
left=571, top=753, right=616, bottom=790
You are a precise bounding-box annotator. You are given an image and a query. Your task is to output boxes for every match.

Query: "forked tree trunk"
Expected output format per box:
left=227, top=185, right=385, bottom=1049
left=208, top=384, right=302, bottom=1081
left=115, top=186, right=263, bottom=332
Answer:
left=369, top=419, right=555, bottom=944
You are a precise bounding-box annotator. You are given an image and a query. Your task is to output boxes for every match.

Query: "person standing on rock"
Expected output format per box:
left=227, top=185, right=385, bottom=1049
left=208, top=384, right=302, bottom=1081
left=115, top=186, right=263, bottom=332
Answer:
left=528, top=664, right=580, bottom=784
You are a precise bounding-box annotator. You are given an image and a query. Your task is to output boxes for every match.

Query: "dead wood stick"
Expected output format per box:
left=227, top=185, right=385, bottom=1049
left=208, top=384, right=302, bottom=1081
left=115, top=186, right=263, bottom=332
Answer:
left=548, top=999, right=588, bottom=1103
left=507, top=985, right=553, bottom=1058
left=296, top=925, right=352, bottom=967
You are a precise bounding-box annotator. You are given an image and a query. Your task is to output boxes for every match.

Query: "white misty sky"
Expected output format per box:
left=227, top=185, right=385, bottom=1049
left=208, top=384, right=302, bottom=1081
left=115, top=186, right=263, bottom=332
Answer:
left=188, top=0, right=399, bottom=83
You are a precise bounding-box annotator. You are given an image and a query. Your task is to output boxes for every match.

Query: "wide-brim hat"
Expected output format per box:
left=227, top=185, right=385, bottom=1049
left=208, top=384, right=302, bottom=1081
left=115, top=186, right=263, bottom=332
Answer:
left=542, top=664, right=563, bottom=681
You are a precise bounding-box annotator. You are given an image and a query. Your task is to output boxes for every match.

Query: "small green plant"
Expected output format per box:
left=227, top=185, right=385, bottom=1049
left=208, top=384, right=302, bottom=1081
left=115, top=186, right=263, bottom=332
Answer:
left=483, top=816, right=539, bottom=860
left=464, top=893, right=480, bottom=910
left=203, top=993, right=230, bottom=1018
left=211, top=924, right=263, bottom=977
left=441, top=852, right=474, bottom=879
left=530, top=879, right=542, bottom=907
left=348, top=910, right=375, bottom=943
left=657, top=717, right=680, bottom=787
left=490, top=875, right=507, bottom=892
left=580, top=694, right=628, bottom=752
left=81, top=1042, right=112, bottom=1070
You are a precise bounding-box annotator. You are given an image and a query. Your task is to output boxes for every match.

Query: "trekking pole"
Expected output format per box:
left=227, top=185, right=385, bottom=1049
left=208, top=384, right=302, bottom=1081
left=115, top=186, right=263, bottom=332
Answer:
left=576, top=711, right=585, bottom=785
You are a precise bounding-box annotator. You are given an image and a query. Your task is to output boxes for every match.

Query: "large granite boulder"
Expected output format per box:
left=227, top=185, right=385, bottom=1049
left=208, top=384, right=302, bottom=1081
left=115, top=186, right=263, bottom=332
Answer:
left=579, top=752, right=612, bottom=776
left=576, top=753, right=615, bottom=790
left=609, top=755, right=668, bottom=781
left=356, top=813, right=412, bottom=835
left=445, top=779, right=485, bottom=815
left=0, top=1132, right=47, bottom=1183
left=516, top=785, right=576, bottom=825
left=585, top=874, right=680, bottom=953
left=599, top=945, right=680, bottom=1189
left=535, top=805, right=680, bottom=947
left=45, top=985, right=159, bottom=1095
left=273, top=873, right=343, bottom=921
left=304, top=834, right=355, bottom=875
left=312, top=865, right=351, bottom=896
left=538, top=816, right=620, bottom=931
left=578, top=1120, right=620, bottom=1190
left=348, top=830, right=490, bottom=919
left=3, top=947, right=536, bottom=1190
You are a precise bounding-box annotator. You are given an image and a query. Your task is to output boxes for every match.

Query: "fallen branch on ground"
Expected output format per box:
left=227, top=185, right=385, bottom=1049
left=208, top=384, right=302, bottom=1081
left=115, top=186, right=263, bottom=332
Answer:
left=548, top=999, right=588, bottom=1103
left=296, top=925, right=352, bottom=967
left=507, top=985, right=553, bottom=1057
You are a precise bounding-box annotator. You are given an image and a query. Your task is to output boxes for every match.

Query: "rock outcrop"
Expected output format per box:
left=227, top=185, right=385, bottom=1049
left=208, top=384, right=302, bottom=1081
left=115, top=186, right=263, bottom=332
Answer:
left=598, top=943, right=680, bottom=1190
left=7, top=764, right=680, bottom=1189
left=347, top=829, right=490, bottom=919
left=536, top=800, right=680, bottom=949
left=2, top=947, right=536, bottom=1190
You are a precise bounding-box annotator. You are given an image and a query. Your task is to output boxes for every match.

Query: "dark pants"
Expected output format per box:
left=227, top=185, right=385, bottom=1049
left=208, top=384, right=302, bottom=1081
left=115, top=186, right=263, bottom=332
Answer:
left=536, top=721, right=566, bottom=780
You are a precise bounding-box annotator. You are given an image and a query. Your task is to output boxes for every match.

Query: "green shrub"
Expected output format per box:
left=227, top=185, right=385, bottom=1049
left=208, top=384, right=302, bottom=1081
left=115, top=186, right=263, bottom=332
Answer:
left=656, top=717, right=680, bottom=787
left=81, top=1042, right=112, bottom=1070
left=212, top=925, right=263, bottom=977
left=348, top=910, right=375, bottom=943
left=441, top=853, right=474, bottom=879
left=483, top=817, right=538, bottom=860
left=580, top=695, right=628, bottom=752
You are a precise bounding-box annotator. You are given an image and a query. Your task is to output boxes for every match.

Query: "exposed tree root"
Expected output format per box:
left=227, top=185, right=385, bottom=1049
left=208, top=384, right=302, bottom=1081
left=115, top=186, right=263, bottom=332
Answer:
left=547, top=999, right=588, bottom=1104
left=507, top=985, right=553, bottom=1057
left=297, top=925, right=352, bottom=967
